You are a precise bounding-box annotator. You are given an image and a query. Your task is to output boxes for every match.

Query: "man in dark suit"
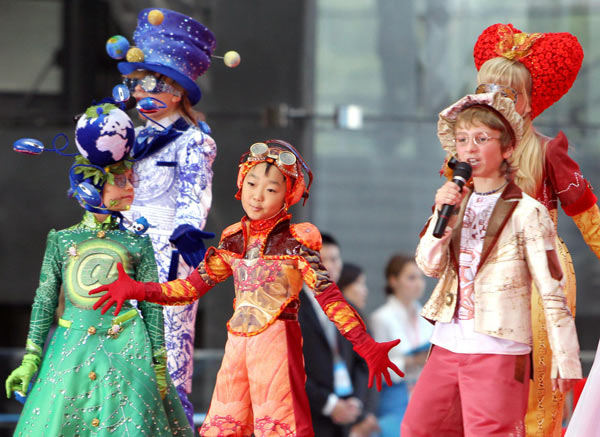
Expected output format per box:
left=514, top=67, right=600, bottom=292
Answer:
left=299, top=234, right=373, bottom=437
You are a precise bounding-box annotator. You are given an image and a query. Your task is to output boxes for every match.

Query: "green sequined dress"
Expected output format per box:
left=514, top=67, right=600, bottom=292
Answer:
left=14, top=213, right=193, bottom=436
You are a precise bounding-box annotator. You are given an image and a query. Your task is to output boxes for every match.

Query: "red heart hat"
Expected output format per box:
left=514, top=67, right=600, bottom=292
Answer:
left=473, top=23, right=583, bottom=119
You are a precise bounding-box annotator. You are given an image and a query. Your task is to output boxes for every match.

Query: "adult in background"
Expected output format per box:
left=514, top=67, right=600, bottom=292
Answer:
left=299, top=235, right=379, bottom=437
left=370, top=254, right=433, bottom=436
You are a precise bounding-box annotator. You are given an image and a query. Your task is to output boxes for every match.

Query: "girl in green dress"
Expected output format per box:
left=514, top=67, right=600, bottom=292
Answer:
left=5, top=104, right=193, bottom=436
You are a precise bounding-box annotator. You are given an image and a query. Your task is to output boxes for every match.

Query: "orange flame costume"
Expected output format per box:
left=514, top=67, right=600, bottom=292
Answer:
left=92, top=140, right=402, bottom=436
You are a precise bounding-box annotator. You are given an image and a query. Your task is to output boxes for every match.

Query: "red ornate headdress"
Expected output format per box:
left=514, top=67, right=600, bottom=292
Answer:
left=473, top=23, right=583, bottom=119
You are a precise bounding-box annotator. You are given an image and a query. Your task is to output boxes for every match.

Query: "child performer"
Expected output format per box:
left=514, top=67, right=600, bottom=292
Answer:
left=91, top=139, right=403, bottom=437
left=5, top=104, right=193, bottom=435
left=401, top=92, right=581, bottom=436
left=472, top=24, right=597, bottom=435
left=113, top=8, right=218, bottom=423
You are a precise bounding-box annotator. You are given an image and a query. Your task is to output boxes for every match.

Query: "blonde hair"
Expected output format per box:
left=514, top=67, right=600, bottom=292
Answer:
left=477, top=57, right=544, bottom=196
left=455, top=106, right=515, bottom=176
left=124, top=70, right=203, bottom=126
left=164, top=77, right=203, bottom=125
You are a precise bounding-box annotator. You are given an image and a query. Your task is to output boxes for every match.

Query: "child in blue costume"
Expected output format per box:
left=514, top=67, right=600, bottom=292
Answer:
left=5, top=104, right=193, bottom=436
left=113, top=9, right=217, bottom=424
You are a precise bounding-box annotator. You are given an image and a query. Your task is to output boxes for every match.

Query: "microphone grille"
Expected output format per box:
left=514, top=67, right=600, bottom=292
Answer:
left=453, top=161, right=472, bottom=181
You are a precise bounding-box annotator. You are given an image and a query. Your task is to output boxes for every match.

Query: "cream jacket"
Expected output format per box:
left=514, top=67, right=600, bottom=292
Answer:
left=416, top=181, right=581, bottom=379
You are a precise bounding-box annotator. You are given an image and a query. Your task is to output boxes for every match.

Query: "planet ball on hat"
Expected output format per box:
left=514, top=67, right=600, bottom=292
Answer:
left=75, top=104, right=135, bottom=167
left=223, top=51, right=241, bottom=68
left=126, top=47, right=145, bottom=63
left=106, top=35, right=130, bottom=60
left=147, top=9, right=164, bottom=25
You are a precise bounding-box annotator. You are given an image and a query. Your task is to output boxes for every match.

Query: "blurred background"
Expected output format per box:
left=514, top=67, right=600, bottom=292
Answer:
left=1, top=0, right=599, bottom=433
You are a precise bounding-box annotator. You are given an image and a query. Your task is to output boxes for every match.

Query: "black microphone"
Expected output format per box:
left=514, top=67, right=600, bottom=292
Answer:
left=123, top=97, right=137, bottom=111
left=433, top=161, right=472, bottom=238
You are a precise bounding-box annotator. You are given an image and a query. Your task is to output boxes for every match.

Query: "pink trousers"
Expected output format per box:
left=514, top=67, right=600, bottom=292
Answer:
left=401, top=346, right=530, bottom=437
left=199, top=320, right=313, bottom=437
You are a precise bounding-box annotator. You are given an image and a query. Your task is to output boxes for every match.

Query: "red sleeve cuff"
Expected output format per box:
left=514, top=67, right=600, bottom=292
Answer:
left=562, top=184, right=597, bottom=216
left=314, top=283, right=344, bottom=308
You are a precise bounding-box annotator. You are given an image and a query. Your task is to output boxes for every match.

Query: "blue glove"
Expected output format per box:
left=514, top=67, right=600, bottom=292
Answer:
left=170, top=225, right=215, bottom=268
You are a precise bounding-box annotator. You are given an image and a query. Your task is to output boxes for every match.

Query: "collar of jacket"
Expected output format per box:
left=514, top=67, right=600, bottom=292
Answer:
left=79, top=211, right=120, bottom=231
left=221, top=212, right=291, bottom=255
left=131, top=117, right=191, bottom=160
left=450, top=180, right=522, bottom=272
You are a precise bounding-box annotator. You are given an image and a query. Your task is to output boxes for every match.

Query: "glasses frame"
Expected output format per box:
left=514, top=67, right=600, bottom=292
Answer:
left=112, top=172, right=138, bottom=188
left=453, top=132, right=502, bottom=147
left=475, top=83, right=518, bottom=104
left=123, top=75, right=182, bottom=97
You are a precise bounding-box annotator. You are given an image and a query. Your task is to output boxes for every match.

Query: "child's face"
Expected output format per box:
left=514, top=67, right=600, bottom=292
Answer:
left=455, top=122, right=513, bottom=180
left=389, top=262, right=425, bottom=302
left=102, top=169, right=135, bottom=211
left=241, top=162, right=287, bottom=221
left=125, top=72, right=182, bottom=121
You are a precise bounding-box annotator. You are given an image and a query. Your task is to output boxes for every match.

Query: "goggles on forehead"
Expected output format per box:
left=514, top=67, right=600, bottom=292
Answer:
left=245, top=142, right=298, bottom=178
left=475, top=83, right=518, bottom=104
left=123, top=75, right=182, bottom=97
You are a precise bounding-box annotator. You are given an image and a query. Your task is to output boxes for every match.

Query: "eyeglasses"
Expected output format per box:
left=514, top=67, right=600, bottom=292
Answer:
left=112, top=173, right=139, bottom=188
left=123, top=75, right=181, bottom=96
left=454, top=132, right=501, bottom=147
left=475, top=83, right=518, bottom=104
left=246, top=142, right=298, bottom=178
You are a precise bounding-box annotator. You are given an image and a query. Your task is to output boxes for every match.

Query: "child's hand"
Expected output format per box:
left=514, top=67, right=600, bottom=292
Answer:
left=5, top=354, right=40, bottom=399
left=331, top=397, right=361, bottom=424
left=434, top=181, right=468, bottom=228
left=89, top=262, right=146, bottom=315
left=352, top=336, right=404, bottom=391
left=552, top=377, right=578, bottom=393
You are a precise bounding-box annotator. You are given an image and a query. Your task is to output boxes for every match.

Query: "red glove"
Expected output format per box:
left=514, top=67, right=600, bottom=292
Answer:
left=347, top=327, right=404, bottom=391
left=90, top=262, right=150, bottom=315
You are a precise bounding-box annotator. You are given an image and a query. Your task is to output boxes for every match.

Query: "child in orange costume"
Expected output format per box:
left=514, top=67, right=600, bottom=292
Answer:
left=473, top=23, right=597, bottom=436
left=91, top=140, right=403, bottom=437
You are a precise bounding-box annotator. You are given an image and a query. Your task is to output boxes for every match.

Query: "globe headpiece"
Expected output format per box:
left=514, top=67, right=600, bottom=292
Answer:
left=75, top=103, right=135, bottom=166
left=117, top=8, right=216, bottom=105
left=69, top=103, right=135, bottom=213
left=13, top=103, right=135, bottom=215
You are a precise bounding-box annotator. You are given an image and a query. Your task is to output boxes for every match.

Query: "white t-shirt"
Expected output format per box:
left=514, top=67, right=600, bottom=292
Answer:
left=370, top=296, right=433, bottom=384
left=430, top=191, right=531, bottom=355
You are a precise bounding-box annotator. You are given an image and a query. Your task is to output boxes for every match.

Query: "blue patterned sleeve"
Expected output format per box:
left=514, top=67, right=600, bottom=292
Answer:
left=172, top=128, right=216, bottom=232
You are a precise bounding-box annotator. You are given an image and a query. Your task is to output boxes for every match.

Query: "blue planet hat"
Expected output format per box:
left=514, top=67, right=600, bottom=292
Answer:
left=118, top=8, right=216, bottom=105
left=68, top=104, right=135, bottom=213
